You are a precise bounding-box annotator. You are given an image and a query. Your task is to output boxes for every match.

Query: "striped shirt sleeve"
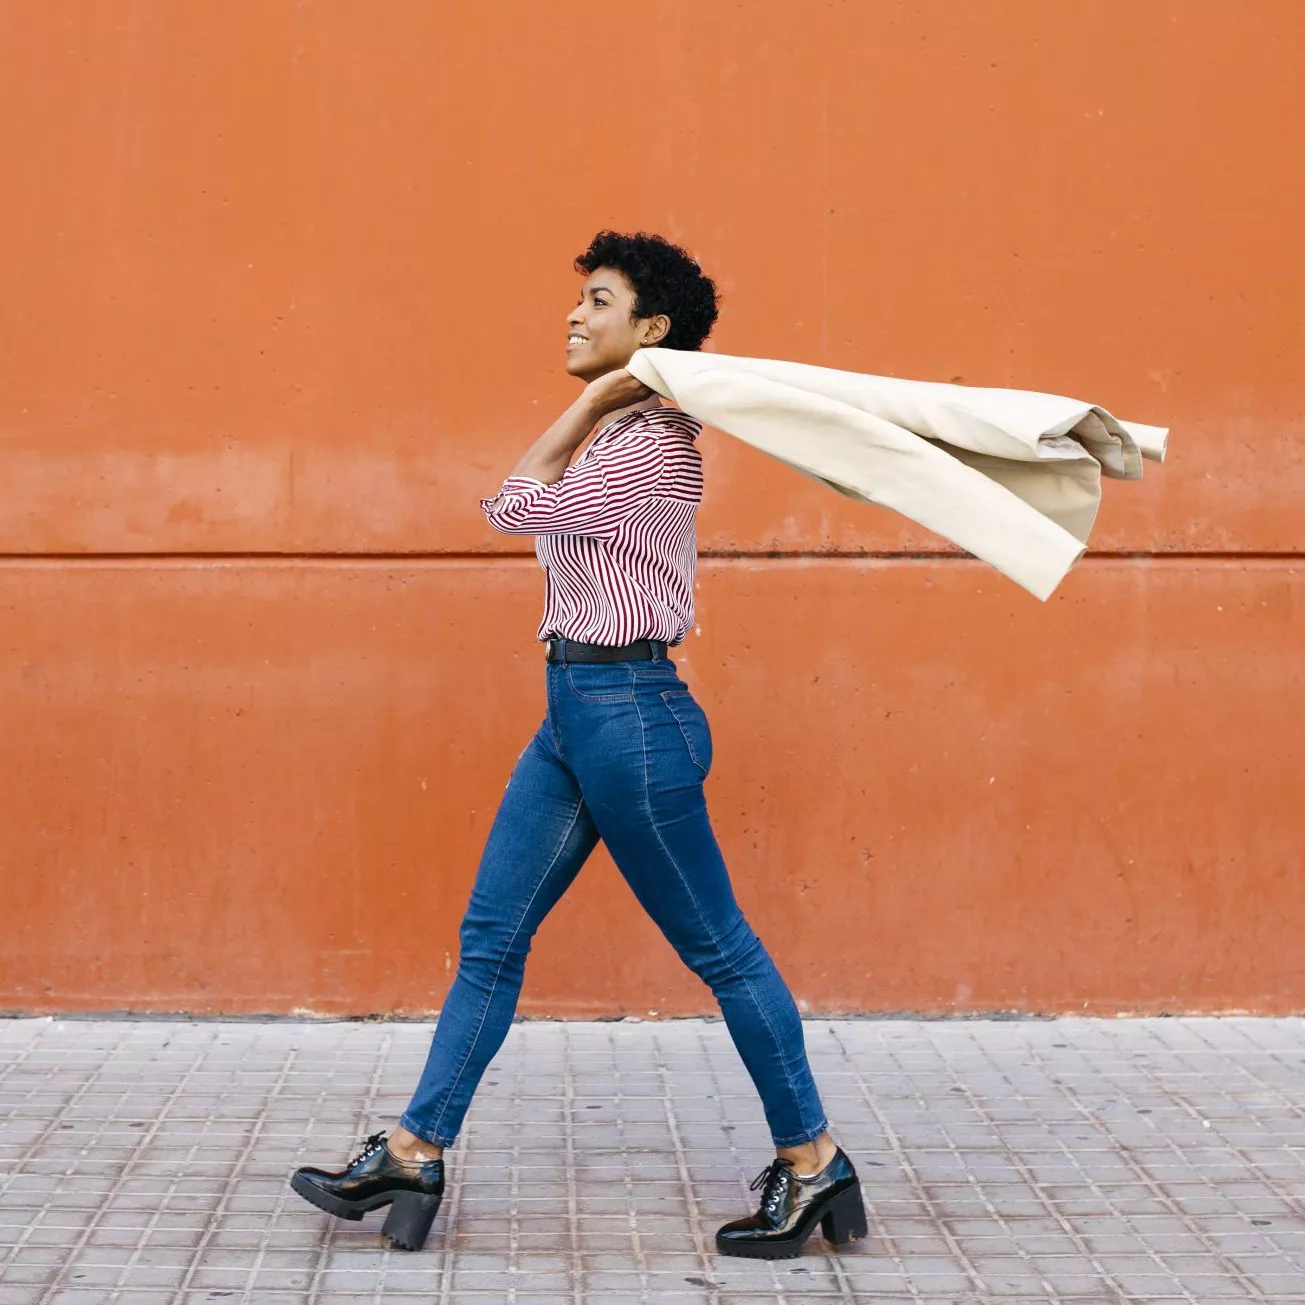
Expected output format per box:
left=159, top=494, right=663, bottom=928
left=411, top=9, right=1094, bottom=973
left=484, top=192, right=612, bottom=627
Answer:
left=480, top=433, right=666, bottom=538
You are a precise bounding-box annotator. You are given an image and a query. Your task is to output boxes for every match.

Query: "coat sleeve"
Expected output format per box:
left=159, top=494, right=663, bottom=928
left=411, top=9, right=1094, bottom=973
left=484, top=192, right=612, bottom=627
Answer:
left=480, top=433, right=666, bottom=539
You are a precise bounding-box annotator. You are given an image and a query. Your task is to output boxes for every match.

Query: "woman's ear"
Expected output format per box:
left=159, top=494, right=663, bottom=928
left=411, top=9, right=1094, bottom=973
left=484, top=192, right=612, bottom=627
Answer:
left=640, top=314, right=671, bottom=347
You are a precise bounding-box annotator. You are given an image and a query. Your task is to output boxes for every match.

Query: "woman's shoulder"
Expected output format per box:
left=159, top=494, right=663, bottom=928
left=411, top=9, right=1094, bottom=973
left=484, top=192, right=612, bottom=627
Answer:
left=590, top=406, right=701, bottom=466
left=623, top=404, right=701, bottom=440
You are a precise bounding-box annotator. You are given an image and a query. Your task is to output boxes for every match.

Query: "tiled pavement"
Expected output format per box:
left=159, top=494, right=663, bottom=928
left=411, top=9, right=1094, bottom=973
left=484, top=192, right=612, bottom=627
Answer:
left=0, top=1016, right=1302, bottom=1304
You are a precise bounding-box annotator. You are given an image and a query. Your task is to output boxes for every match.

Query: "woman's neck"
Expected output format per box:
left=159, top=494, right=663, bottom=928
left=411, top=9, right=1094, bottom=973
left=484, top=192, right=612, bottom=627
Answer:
left=595, top=395, right=663, bottom=433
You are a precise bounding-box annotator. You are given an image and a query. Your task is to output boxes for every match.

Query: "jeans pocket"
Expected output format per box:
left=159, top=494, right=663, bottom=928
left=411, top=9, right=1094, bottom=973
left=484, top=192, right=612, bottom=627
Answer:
left=565, top=662, right=636, bottom=702
left=661, top=689, right=713, bottom=777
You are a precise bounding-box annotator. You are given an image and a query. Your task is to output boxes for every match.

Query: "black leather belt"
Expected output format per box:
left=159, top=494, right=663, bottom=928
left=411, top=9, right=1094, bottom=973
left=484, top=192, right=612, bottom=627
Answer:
left=545, top=637, right=670, bottom=663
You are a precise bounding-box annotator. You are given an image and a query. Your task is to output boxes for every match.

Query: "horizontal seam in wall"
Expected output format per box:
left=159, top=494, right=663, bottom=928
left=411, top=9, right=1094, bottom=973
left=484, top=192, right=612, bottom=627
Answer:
left=0, top=552, right=1300, bottom=566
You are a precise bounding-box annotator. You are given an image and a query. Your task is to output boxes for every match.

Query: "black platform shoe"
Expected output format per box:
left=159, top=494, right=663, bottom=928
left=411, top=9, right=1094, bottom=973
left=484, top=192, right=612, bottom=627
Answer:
left=715, top=1148, right=867, bottom=1259
left=289, top=1131, right=445, bottom=1251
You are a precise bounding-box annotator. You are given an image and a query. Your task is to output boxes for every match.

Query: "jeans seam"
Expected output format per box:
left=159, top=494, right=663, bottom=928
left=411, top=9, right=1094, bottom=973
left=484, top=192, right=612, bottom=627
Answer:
left=421, top=792, right=587, bottom=1143
left=661, top=690, right=709, bottom=776
left=631, top=691, right=813, bottom=1144
left=546, top=669, right=566, bottom=760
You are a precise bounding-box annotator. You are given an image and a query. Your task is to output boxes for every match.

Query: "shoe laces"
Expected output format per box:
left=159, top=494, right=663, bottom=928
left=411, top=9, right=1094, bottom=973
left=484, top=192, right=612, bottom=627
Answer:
left=749, top=1156, right=796, bottom=1217
left=348, top=1131, right=388, bottom=1169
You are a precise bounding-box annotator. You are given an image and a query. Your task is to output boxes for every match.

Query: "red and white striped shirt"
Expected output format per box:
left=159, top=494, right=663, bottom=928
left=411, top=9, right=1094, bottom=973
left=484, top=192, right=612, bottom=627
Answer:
left=480, top=406, right=703, bottom=646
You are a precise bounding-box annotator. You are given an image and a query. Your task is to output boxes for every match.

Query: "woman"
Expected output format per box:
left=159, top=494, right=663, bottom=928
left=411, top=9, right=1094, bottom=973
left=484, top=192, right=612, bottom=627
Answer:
left=290, top=231, right=867, bottom=1259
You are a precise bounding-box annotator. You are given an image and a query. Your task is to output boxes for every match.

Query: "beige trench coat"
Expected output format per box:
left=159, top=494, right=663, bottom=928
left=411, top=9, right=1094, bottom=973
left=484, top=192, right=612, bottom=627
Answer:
left=624, top=347, right=1168, bottom=601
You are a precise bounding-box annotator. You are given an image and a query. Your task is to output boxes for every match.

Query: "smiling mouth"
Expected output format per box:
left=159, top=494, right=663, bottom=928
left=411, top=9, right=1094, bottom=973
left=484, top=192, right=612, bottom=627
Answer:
left=566, top=335, right=588, bottom=348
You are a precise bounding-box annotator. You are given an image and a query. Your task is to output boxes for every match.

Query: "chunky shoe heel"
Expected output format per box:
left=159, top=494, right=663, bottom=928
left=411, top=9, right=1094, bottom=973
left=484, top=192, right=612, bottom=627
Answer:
left=382, top=1189, right=443, bottom=1251
left=820, top=1182, right=868, bottom=1244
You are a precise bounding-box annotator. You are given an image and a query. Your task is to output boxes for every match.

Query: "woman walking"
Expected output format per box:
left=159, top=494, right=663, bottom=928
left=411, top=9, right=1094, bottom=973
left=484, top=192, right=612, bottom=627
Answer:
left=290, top=231, right=867, bottom=1259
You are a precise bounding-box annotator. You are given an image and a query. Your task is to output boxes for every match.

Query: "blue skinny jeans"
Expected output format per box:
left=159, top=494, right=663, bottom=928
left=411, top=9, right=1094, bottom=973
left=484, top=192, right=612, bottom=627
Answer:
left=400, top=652, right=829, bottom=1149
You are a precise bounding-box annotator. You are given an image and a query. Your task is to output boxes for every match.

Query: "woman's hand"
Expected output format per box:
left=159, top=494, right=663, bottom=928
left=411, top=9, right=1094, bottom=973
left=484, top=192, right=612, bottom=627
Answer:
left=583, top=368, right=654, bottom=418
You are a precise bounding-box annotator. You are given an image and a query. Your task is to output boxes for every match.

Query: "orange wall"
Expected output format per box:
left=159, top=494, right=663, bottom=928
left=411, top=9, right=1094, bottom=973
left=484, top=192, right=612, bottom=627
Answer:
left=3, top=1, right=1302, bottom=1016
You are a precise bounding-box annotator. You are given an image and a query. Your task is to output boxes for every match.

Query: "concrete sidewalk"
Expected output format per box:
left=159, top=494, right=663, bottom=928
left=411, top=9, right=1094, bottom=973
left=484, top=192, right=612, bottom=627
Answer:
left=0, top=1016, right=1302, bottom=1304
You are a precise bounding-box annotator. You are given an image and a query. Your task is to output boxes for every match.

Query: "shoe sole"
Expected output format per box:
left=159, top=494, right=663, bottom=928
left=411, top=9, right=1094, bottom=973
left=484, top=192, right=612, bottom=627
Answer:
left=289, top=1174, right=442, bottom=1251
left=716, top=1237, right=807, bottom=1259
left=289, top=1172, right=395, bottom=1221
left=715, top=1227, right=867, bottom=1259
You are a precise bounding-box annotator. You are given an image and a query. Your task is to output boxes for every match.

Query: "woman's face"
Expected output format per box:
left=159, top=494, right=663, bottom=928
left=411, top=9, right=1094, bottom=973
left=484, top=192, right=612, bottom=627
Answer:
left=565, top=266, right=668, bottom=382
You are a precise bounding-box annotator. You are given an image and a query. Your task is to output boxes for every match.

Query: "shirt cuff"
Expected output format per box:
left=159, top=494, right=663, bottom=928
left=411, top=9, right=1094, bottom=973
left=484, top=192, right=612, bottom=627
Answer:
left=480, top=475, right=549, bottom=516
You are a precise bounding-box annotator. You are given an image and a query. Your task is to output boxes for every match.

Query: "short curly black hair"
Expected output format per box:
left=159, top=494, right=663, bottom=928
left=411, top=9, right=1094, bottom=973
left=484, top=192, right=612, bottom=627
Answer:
left=574, top=230, right=719, bottom=352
